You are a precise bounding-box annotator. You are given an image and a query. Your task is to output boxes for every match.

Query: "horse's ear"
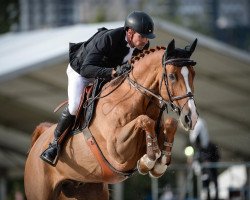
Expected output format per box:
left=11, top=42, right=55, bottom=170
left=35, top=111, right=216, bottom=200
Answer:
left=189, top=38, right=198, bottom=55
left=166, top=39, right=175, bottom=56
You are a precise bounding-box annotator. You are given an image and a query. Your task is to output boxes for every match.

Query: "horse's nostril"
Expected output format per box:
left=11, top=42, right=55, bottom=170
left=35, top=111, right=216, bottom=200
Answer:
left=184, top=115, right=190, bottom=124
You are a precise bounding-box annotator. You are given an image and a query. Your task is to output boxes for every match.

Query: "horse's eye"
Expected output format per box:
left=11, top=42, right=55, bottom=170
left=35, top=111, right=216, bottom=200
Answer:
left=168, top=74, right=176, bottom=81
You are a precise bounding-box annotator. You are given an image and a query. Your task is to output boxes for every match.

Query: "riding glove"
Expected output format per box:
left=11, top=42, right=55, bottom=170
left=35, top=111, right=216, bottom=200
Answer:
left=115, top=63, right=131, bottom=77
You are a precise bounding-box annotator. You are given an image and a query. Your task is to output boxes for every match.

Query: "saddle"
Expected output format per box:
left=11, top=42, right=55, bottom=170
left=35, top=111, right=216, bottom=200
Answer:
left=54, top=78, right=106, bottom=133
left=72, top=78, right=107, bottom=132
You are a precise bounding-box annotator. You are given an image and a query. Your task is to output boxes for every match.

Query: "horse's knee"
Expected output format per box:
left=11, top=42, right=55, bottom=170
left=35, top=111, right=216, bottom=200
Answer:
left=137, top=115, right=153, bottom=123
left=137, top=115, right=155, bottom=133
left=164, top=117, right=178, bottom=131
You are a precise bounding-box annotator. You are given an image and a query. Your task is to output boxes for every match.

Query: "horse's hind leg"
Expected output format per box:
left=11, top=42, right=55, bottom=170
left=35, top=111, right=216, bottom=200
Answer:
left=149, top=117, right=178, bottom=178
left=59, top=181, right=109, bottom=200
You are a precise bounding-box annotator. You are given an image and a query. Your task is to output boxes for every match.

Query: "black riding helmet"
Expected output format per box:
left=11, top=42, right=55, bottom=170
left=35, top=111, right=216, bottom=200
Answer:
left=124, top=11, right=155, bottom=39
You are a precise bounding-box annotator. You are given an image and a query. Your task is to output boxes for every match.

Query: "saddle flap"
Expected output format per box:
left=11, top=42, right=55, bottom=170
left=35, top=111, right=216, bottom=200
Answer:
left=72, top=79, right=107, bottom=131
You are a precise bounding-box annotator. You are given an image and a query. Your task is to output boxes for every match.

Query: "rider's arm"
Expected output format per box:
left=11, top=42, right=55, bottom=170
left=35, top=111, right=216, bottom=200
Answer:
left=80, top=33, right=114, bottom=79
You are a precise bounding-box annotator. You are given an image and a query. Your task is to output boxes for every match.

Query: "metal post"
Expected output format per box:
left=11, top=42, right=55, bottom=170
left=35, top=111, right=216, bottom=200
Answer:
left=151, top=178, right=158, bottom=200
left=113, top=182, right=124, bottom=200
left=177, top=168, right=187, bottom=200
left=0, top=176, right=7, bottom=200
left=247, top=166, right=250, bottom=200
left=197, top=166, right=202, bottom=200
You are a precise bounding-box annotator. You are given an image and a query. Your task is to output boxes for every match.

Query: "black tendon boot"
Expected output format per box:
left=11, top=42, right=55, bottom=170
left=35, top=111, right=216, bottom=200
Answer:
left=40, top=107, right=75, bottom=166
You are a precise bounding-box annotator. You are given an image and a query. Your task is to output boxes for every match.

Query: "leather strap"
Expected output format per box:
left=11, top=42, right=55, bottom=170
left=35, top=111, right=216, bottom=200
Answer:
left=86, top=137, right=122, bottom=183
left=83, top=128, right=136, bottom=183
left=53, top=100, right=68, bottom=113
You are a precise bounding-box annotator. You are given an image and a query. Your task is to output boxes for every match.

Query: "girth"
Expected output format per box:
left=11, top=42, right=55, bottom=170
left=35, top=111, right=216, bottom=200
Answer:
left=82, top=128, right=137, bottom=183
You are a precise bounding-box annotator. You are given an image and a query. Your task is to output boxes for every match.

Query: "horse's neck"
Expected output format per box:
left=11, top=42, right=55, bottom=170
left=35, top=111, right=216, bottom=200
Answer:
left=131, top=52, right=162, bottom=89
left=122, top=52, right=163, bottom=118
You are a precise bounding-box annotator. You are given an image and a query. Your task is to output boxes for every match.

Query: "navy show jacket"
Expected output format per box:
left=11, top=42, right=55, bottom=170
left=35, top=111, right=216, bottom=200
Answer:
left=69, top=27, right=149, bottom=79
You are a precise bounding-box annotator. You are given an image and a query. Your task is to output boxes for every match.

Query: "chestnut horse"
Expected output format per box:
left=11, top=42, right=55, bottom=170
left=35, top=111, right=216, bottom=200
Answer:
left=24, top=39, right=199, bottom=200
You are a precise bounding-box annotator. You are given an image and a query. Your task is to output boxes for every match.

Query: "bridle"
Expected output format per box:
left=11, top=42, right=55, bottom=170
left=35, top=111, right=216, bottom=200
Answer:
left=161, top=52, right=196, bottom=115
left=127, top=50, right=196, bottom=116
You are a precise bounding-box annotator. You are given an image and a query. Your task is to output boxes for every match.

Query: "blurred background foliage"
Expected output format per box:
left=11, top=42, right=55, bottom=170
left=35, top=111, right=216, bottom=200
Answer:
left=1, top=0, right=249, bottom=51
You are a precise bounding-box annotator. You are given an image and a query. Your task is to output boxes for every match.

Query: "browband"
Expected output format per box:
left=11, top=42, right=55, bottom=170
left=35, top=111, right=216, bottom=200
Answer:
left=163, top=58, right=196, bottom=67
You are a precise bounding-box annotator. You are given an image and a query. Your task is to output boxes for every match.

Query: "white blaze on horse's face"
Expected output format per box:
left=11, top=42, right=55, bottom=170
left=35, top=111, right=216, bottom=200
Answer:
left=179, top=66, right=198, bottom=130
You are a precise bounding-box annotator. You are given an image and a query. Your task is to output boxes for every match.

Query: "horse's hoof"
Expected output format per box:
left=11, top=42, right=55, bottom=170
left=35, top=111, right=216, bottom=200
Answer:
left=149, top=165, right=168, bottom=178
left=149, top=164, right=168, bottom=178
left=155, top=151, right=161, bottom=160
left=149, top=156, right=168, bottom=178
left=137, top=160, right=148, bottom=175
left=137, top=154, right=155, bottom=175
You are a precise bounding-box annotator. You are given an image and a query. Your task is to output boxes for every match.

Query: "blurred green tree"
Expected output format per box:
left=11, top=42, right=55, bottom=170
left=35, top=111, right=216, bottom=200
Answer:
left=0, top=0, right=19, bottom=34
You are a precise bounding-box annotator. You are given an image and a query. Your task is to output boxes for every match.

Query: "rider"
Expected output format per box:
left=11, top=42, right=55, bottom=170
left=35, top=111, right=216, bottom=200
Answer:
left=40, top=11, right=156, bottom=166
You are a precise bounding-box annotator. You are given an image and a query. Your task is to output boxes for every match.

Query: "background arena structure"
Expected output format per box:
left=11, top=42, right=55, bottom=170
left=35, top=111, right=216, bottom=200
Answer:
left=0, top=20, right=249, bottom=199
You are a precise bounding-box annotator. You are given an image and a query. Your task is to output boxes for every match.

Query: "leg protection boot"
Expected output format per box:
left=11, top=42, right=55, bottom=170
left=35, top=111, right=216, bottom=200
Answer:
left=40, top=107, right=75, bottom=166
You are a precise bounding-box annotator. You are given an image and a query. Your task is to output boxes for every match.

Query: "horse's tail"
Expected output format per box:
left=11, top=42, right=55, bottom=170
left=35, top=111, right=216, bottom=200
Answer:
left=27, top=122, right=54, bottom=154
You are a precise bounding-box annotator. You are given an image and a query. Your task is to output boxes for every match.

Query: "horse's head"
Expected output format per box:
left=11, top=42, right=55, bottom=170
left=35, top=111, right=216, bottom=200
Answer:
left=128, top=39, right=198, bottom=130
left=161, top=39, right=198, bottom=130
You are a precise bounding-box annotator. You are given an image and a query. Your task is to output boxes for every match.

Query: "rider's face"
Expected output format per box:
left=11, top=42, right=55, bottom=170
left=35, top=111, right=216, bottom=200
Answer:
left=127, top=29, right=149, bottom=50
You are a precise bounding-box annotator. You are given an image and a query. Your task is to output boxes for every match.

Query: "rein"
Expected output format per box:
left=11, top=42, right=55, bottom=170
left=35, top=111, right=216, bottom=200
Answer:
left=127, top=76, right=169, bottom=108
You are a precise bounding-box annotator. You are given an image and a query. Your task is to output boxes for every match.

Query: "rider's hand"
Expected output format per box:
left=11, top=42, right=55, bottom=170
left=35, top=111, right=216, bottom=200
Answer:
left=115, top=63, right=131, bottom=77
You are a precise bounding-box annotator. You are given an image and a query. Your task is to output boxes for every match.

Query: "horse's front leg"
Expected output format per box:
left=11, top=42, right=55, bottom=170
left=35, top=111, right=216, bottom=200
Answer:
left=136, top=115, right=161, bottom=175
left=149, top=117, right=178, bottom=178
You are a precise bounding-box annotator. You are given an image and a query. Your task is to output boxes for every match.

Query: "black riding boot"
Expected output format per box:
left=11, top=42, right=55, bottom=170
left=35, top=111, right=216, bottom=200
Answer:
left=40, top=107, right=75, bottom=166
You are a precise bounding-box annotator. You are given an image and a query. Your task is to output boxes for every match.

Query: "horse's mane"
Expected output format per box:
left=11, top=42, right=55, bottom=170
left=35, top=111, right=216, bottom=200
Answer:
left=109, top=46, right=166, bottom=86
left=108, top=46, right=166, bottom=87
left=130, top=46, right=166, bottom=64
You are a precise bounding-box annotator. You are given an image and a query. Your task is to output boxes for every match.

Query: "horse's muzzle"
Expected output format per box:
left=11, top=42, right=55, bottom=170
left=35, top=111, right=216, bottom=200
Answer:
left=179, top=99, right=198, bottom=131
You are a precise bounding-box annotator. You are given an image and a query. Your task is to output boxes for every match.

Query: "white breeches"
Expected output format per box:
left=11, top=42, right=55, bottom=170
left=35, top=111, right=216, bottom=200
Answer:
left=66, top=64, right=94, bottom=115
